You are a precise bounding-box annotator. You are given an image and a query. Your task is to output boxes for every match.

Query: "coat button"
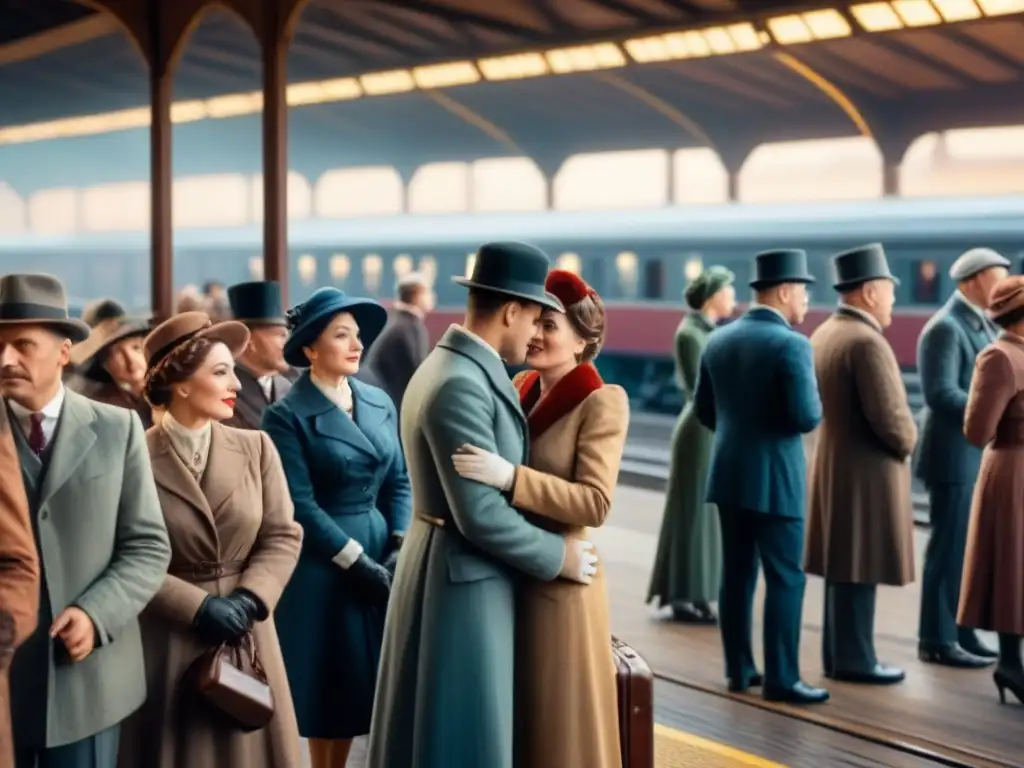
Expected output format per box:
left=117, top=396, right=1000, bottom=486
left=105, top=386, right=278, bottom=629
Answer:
left=361, top=485, right=369, bottom=492
left=39, top=510, right=48, bottom=520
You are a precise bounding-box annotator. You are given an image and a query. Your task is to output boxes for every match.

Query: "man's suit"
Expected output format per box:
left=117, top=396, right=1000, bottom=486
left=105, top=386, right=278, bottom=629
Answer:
left=367, top=326, right=567, bottom=768
left=223, top=365, right=292, bottom=430
left=694, top=307, right=822, bottom=693
left=9, top=390, right=170, bottom=767
left=362, top=306, right=430, bottom=411
left=916, top=293, right=997, bottom=655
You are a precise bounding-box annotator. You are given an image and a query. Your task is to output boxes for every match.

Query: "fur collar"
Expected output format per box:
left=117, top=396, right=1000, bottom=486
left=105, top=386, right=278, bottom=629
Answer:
left=515, top=363, right=604, bottom=440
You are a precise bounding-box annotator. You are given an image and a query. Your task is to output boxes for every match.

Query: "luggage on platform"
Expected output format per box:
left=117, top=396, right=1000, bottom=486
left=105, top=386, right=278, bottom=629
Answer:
left=611, top=636, right=654, bottom=768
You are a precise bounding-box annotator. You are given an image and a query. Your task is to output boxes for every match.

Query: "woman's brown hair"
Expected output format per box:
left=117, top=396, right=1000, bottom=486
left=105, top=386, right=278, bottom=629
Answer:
left=142, top=336, right=216, bottom=408
left=564, top=292, right=606, bottom=364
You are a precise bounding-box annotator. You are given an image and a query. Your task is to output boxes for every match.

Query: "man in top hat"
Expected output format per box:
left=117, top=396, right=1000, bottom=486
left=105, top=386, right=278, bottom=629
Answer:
left=805, top=244, right=918, bottom=685
left=222, top=281, right=293, bottom=430
left=66, top=318, right=152, bottom=428
left=916, top=247, right=1010, bottom=667
left=368, top=242, right=600, bottom=768
left=0, top=273, right=171, bottom=768
left=362, top=271, right=434, bottom=411
left=693, top=248, right=828, bottom=704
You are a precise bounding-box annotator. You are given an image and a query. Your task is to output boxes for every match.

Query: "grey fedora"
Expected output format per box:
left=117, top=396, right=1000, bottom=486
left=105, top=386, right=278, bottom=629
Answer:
left=0, top=273, right=90, bottom=343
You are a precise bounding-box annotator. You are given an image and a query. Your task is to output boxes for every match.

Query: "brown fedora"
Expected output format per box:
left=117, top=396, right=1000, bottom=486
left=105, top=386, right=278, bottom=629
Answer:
left=70, top=318, right=149, bottom=371
left=0, top=273, right=90, bottom=343
left=988, top=275, right=1024, bottom=323
left=144, top=311, right=250, bottom=374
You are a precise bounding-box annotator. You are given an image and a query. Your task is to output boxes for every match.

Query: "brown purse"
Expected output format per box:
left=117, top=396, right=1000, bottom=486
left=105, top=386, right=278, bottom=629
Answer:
left=190, top=633, right=275, bottom=731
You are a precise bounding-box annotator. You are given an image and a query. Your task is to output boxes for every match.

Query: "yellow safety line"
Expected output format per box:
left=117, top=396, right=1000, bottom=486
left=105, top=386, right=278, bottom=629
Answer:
left=655, top=722, right=790, bottom=767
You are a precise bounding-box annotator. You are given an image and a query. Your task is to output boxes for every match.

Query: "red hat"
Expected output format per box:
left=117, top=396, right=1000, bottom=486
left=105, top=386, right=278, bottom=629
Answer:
left=545, top=270, right=596, bottom=309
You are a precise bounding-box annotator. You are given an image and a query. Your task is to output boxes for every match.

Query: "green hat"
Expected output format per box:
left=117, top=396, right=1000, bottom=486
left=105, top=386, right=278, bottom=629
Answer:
left=685, top=266, right=734, bottom=310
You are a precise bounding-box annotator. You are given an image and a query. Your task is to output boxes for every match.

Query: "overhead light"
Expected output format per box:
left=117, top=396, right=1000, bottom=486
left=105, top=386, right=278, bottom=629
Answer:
left=976, top=0, right=1024, bottom=13
left=359, top=70, right=415, bottom=95
left=850, top=2, right=905, bottom=30
left=677, top=31, right=711, bottom=57
left=932, top=0, right=983, bottom=20
left=726, top=23, right=764, bottom=51
left=206, top=92, right=262, bottom=118
left=477, top=52, right=549, bottom=80
left=702, top=27, right=736, bottom=54
left=170, top=101, right=207, bottom=123
left=545, top=43, right=626, bottom=74
left=892, top=0, right=943, bottom=25
left=802, top=9, right=853, bottom=38
left=287, top=78, right=362, bottom=106
left=412, top=61, right=480, bottom=89
left=767, top=14, right=814, bottom=44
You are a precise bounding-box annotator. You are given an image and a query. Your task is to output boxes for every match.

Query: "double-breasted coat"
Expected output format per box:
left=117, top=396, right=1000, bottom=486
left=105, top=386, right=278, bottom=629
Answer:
left=262, top=372, right=411, bottom=739
left=806, top=309, right=918, bottom=585
left=648, top=312, right=720, bottom=606
left=9, top=392, right=171, bottom=750
left=367, top=326, right=569, bottom=768
left=0, top=401, right=39, bottom=764
left=223, top=366, right=291, bottom=431
left=958, top=335, right=1024, bottom=635
left=118, top=423, right=303, bottom=768
left=510, top=364, right=627, bottom=768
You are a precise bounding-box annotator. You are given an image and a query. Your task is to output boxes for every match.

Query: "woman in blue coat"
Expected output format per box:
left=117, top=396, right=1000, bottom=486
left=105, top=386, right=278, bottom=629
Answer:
left=261, top=287, right=412, bottom=768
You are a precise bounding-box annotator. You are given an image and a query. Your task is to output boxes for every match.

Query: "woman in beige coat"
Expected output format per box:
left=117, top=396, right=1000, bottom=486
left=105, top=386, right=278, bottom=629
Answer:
left=453, top=270, right=628, bottom=768
left=959, top=276, right=1024, bottom=707
left=118, top=311, right=304, bottom=768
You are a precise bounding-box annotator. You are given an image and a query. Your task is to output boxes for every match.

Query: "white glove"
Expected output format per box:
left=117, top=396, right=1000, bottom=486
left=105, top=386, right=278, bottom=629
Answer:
left=452, top=444, right=516, bottom=491
left=559, top=539, right=598, bottom=585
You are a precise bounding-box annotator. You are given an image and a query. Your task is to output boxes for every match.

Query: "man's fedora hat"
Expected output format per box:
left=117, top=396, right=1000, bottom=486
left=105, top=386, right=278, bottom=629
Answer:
left=228, top=281, right=287, bottom=326
left=0, top=273, right=90, bottom=343
left=749, top=249, right=816, bottom=290
left=283, top=288, right=387, bottom=368
left=70, top=318, right=149, bottom=372
left=831, top=243, right=900, bottom=292
left=144, top=311, right=250, bottom=373
left=453, top=242, right=564, bottom=313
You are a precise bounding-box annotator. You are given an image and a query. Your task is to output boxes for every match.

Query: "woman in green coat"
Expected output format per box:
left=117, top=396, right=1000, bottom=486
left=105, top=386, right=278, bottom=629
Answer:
left=647, top=266, right=736, bottom=623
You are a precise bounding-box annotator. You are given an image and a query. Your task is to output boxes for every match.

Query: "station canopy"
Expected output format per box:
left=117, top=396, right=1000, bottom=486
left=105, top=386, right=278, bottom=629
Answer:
left=1, top=0, right=1023, bottom=191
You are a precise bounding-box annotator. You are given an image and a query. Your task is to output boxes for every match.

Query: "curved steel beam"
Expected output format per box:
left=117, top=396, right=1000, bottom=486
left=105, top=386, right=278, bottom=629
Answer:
left=420, top=89, right=526, bottom=156
left=771, top=51, right=874, bottom=139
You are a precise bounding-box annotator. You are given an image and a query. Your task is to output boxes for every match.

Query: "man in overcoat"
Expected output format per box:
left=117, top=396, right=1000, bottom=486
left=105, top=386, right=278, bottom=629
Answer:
left=916, top=247, right=1009, bottom=667
left=367, top=243, right=599, bottom=768
left=0, top=399, right=40, bottom=766
left=806, top=244, right=918, bottom=685
left=361, top=271, right=433, bottom=411
left=694, top=249, right=828, bottom=704
left=222, top=280, right=293, bottom=430
left=0, top=274, right=171, bottom=768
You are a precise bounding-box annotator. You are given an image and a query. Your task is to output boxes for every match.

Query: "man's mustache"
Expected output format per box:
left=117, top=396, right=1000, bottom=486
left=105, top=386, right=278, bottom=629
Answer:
left=0, top=369, right=28, bottom=381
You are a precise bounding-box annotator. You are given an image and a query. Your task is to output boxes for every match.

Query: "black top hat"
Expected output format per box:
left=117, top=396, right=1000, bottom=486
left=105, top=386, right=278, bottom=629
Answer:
left=749, top=249, right=816, bottom=290
left=0, top=273, right=90, bottom=343
left=831, top=243, right=900, bottom=292
left=453, top=242, right=564, bottom=312
left=228, top=281, right=286, bottom=326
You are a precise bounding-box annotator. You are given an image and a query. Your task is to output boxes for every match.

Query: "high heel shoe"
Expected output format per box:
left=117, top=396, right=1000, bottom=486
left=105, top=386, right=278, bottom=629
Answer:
left=993, top=668, right=1024, bottom=705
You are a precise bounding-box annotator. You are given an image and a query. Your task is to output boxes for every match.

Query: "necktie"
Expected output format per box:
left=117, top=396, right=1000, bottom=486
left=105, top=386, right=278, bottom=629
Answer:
left=28, top=413, right=45, bottom=457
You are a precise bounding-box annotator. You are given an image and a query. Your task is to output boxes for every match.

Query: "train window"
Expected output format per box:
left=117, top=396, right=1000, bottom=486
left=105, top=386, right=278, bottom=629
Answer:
left=364, top=254, right=384, bottom=295
left=418, top=256, right=437, bottom=286
left=556, top=253, right=582, bottom=274
left=644, top=259, right=665, bottom=300
left=297, top=255, right=317, bottom=285
left=394, top=254, right=414, bottom=279
left=615, top=251, right=639, bottom=299
left=684, top=256, right=703, bottom=281
left=913, top=260, right=941, bottom=304
left=329, top=254, right=351, bottom=282
left=248, top=257, right=264, bottom=280
left=465, top=253, right=477, bottom=279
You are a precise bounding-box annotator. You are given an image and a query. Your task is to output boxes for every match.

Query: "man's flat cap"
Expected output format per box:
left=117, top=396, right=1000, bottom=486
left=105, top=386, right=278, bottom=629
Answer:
left=949, top=247, right=1010, bottom=282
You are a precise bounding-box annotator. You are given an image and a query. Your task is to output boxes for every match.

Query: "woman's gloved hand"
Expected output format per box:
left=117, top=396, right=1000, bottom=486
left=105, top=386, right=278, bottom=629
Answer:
left=382, top=533, right=404, bottom=575
left=452, top=444, right=515, bottom=491
left=348, top=553, right=392, bottom=606
left=226, top=589, right=267, bottom=623
left=193, top=595, right=251, bottom=645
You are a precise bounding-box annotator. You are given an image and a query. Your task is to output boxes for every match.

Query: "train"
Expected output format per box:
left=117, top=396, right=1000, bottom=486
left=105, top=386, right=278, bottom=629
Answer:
left=1, top=195, right=1021, bottom=413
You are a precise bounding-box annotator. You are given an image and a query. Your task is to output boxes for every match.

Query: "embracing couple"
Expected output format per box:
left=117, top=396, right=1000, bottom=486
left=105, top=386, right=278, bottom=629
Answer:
left=367, top=242, right=629, bottom=768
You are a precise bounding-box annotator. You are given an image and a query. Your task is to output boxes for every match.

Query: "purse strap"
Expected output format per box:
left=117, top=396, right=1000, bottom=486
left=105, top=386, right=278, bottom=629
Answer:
left=220, top=633, right=269, bottom=684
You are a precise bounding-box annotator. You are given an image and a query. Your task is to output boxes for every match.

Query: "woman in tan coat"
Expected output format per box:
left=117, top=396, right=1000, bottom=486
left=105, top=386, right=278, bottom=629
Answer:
left=959, top=275, right=1024, bottom=706
left=118, top=311, right=304, bottom=767
left=453, top=270, right=628, bottom=768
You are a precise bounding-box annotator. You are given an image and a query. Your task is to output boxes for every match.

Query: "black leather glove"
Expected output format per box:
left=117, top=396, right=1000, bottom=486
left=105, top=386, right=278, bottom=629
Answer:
left=382, top=533, right=404, bottom=574
left=226, top=589, right=267, bottom=623
left=347, top=553, right=392, bottom=606
left=193, top=595, right=251, bottom=645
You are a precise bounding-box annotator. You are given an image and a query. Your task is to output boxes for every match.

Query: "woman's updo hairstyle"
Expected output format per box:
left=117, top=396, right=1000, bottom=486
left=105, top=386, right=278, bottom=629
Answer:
left=684, top=265, right=735, bottom=311
left=142, top=335, right=215, bottom=408
left=545, top=270, right=606, bottom=364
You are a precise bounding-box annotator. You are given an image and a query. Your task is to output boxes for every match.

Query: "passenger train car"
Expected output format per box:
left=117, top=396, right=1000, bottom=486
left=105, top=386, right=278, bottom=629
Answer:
left=1, top=196, right=1021, bottom=412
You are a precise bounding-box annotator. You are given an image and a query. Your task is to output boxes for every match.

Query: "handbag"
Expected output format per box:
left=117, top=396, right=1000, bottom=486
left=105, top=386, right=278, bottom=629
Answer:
left=190, top=632, right=275, bottom=731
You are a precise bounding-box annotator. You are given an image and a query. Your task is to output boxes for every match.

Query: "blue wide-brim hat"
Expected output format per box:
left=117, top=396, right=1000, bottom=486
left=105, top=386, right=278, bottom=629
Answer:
left=283, top=288, right=388, bottom=368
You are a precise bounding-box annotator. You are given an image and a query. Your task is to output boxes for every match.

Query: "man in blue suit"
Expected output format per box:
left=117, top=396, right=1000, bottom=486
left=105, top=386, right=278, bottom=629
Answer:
left=694, top=249, right=828, bottom=704
left=916, top=247, right=1009, bottom=668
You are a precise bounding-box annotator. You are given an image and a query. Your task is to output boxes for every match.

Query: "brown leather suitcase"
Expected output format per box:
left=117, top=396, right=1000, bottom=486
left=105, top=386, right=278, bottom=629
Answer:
left=612, top=636, right=654, bottom=768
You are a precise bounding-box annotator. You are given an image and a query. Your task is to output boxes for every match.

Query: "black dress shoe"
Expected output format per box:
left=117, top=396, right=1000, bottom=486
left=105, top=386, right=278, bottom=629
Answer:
left=727, top=673, right=763, bottom=692
left=763, top=681, right=830, bottom=704
left=918, top=644, right=994, bottom=668
left=670, top=603, right=717, bottom=625
left=960, top=637, right=999, bottom=659
left=826, top=663, right=905, bottom=685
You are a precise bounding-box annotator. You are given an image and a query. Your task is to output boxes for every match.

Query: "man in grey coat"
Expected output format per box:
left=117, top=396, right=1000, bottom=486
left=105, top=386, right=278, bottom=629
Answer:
left=367, top=243, right=598, bottom=768
left=0, top=274, right=171, bottom=768
left=916, top=248, right=1008, bottom=668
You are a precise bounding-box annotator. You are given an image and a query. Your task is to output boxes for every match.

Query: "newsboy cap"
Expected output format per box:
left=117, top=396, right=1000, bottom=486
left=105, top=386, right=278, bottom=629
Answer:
left=949, top=248, right=1010, bottom=282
